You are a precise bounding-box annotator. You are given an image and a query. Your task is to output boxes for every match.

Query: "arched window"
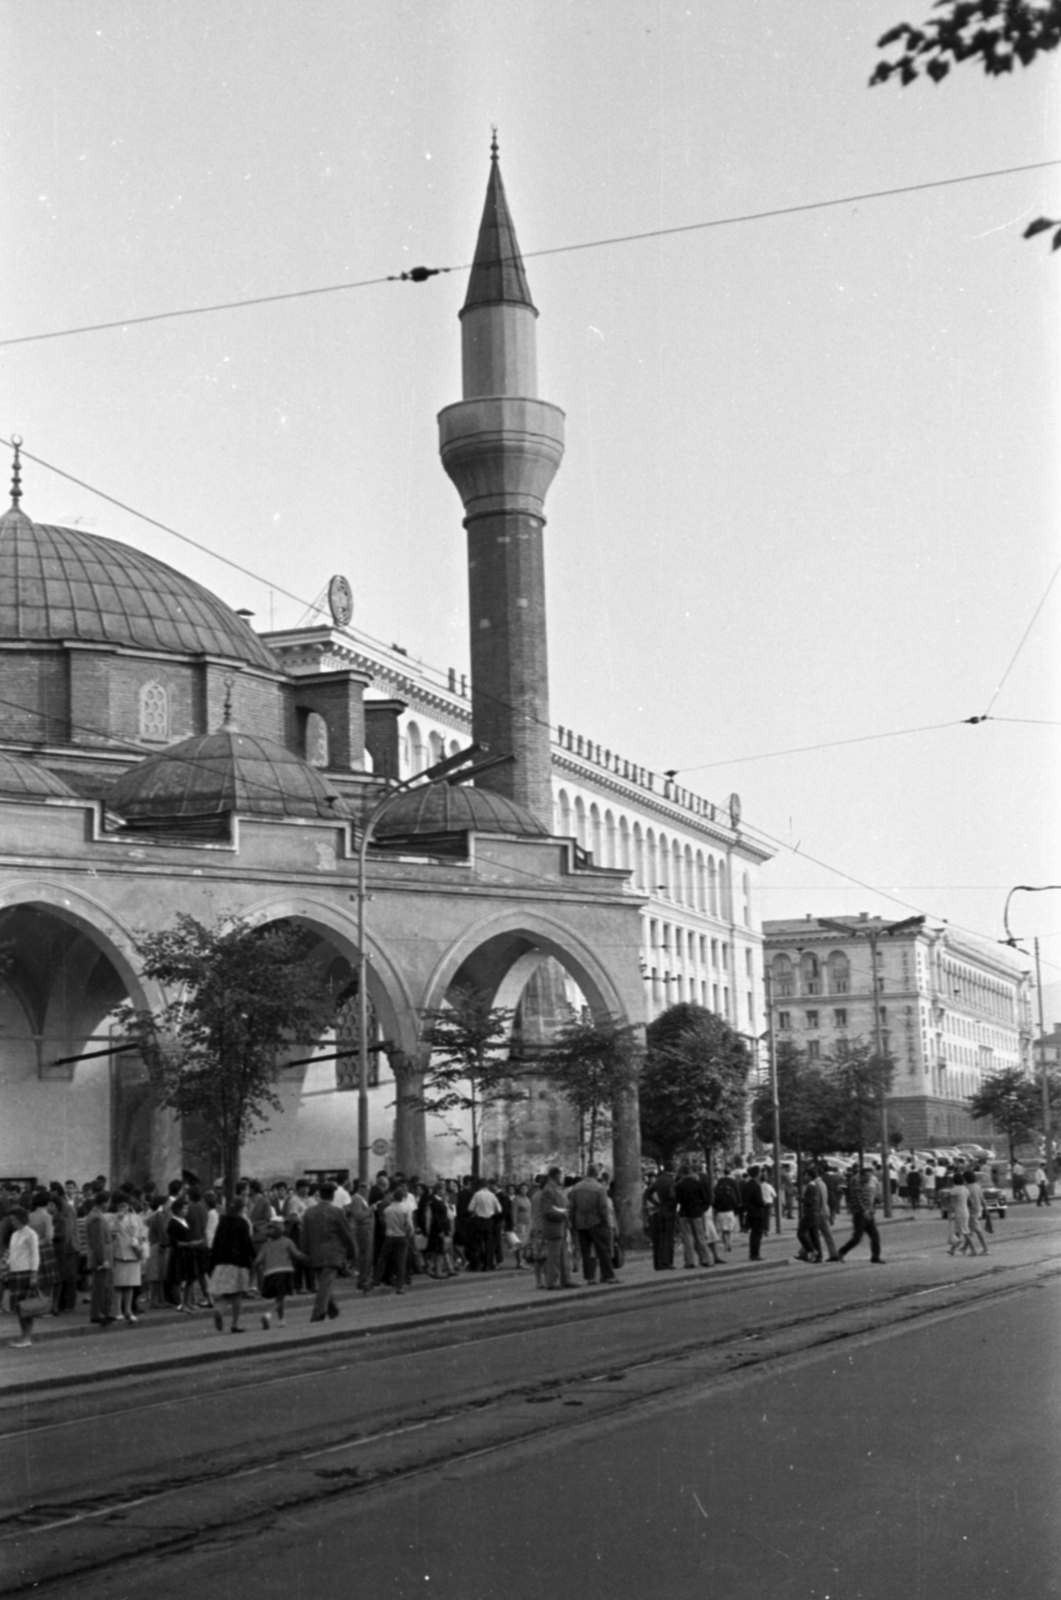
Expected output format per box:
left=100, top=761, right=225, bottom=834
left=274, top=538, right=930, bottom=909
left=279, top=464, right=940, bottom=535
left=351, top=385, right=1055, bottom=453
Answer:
left=684, top=845, right=694, bottom=907
left=672, top=840, right=683, bottom=902
left=557, top=788, right=572, bottom=837
left=605, top=809, right=617, bottom=867
left=633, top=822, right=645, bottom=888
left=448, top=738, right=462, bottom=758
left=305, top=712, right=329, bottom=769
left=742, top=871, right=752, bottom=927
left=428, top=730, right=444, bottom=766
left=828, top=950, right=850, bottom=994
left=696, top=851, right=707, bottom=912
left=718, top=859, right=729, bottom=920
left=574, top=796, right=587, bottom=849
left=800, top=952, right=821, bottom=995
left=658, top=833, right=670, bottom=896
left=708, top=857, right=719, bottom=918
left=406, top=720, right=425, bottom=776
left=619, top=815, right=631, bottom=871
left=771, top=954, right=794, bottom=998
left=589, top=803, right=602, bottom=861
left=139, top=681, right=168, bottom=741
left=646, top=829, right=657, bottom=890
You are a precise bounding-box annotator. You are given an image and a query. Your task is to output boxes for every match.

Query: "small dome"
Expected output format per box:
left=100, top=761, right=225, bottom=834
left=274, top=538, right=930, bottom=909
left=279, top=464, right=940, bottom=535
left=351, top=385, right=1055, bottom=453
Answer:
left=0, top=509, right=278, bottom=671
left=106, top=728, right=351, bottom=827
left=0, top=752, right=75, bottom=801
left=374, top=780, right=548, bottom=839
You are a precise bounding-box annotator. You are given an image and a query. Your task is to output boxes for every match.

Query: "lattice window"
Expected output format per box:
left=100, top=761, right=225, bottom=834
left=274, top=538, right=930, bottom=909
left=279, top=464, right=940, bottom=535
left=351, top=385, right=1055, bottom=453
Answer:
left=139, top=681, right=168, bottom=741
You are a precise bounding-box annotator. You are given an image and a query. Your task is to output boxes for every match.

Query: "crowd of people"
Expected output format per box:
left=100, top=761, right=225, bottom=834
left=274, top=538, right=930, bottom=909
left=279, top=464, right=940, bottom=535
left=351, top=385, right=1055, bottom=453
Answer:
left=0, top=1153, right=1049, bottom=1348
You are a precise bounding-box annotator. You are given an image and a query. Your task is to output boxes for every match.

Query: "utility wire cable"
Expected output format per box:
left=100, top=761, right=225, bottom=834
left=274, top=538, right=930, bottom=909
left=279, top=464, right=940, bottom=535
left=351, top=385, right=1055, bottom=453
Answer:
left=980, top=557, right=1061, bottom=718
left=2, top=157, right=1058, bottom=350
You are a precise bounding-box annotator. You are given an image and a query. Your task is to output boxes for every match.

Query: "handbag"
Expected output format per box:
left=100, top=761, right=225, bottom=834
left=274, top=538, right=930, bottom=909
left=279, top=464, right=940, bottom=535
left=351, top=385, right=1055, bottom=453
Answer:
left=17, top=1291, right=50, bottom=1318
left=413, top=1232, right=428, bottom=1253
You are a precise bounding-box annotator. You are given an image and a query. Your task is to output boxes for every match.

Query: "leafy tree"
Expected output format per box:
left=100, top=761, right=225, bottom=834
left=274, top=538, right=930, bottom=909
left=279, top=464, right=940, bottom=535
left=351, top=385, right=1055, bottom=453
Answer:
left=969, top=1065, right=1061, bottom=1162
left=416, top=986, right=517, bottom=1180
left=114, top=915, right=336, bottom=1202
left=822, top=1036, right=897, bottom=1160
left=752, top=1041, right=843, bottom=1160
left=541, top=1014, right=640, bottom=1171
left=871, top=1, right=1061, bottom=86
left=639, top=1004, right=750, bottom=1168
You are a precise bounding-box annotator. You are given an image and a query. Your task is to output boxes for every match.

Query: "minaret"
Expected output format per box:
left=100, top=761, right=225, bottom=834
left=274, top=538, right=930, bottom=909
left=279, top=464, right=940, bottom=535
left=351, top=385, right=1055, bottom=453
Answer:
left=438, top=138, right=565, bottom=829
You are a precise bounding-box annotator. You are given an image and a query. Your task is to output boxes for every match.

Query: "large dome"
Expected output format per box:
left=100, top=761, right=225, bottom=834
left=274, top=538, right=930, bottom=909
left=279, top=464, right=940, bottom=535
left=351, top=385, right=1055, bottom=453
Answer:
left=0, top=505, right=278, bottom=671
left=374, top=780, right=549, bottom=840
left=106, top=728, right=352, bottom=827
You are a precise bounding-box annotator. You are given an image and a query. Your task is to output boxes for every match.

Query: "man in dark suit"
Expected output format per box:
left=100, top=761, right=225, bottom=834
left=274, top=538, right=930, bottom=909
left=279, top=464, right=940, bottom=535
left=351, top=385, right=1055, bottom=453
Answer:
left=85, top=1191, right=115, bottom=1323
left=744, top=1165, right=768, bottom=1262
left=300, top=1181, right=356, bottom=1321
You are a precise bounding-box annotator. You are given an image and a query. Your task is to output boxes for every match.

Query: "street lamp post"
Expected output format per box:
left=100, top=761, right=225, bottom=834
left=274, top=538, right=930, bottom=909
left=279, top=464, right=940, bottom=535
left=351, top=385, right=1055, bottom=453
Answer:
left=817, top=915, right=925, bottom=1219
left=759, top=973, right=784, bottom=1235
left=355, top=742, right=488, bottom=1186
left=1002, top=885, right=1061, bottom=1199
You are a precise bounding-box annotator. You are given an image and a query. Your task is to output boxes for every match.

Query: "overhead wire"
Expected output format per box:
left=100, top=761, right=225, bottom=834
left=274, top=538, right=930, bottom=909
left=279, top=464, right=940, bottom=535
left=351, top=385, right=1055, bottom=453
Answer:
left=2, top=157, right=1058, bottom=350
left=980, top=557, right=1061, bottom=717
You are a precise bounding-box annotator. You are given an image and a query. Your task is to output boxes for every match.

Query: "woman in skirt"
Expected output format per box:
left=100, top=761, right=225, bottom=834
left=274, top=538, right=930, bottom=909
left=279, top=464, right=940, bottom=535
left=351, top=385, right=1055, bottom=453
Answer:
left=511, top=1182, right=532, bottom=1270
left=5, top=1206, right=42, bottom=1347
left=112, top=1195, right=144, bottom=1323
left=208, top=1197, right=256, bottom=1332
left=27, top=1189, right=58, bottom=1309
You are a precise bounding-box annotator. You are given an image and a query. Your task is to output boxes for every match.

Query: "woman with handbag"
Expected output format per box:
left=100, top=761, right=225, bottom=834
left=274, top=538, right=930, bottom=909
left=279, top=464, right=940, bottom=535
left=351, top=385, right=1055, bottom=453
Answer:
left=5, top=1206, right=43, bottom=1347
left=112, top=1196, right=144, bottom=1323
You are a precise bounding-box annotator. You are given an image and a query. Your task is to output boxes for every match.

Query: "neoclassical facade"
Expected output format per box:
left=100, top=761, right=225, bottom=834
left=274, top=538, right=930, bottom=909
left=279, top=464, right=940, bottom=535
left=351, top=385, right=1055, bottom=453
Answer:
left=763, top=914, right=1033, bottom=1146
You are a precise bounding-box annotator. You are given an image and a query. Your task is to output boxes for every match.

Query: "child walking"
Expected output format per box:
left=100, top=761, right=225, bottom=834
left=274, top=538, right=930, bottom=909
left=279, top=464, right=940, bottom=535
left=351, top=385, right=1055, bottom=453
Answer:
left=255, top=1220, right=305, bottom=1328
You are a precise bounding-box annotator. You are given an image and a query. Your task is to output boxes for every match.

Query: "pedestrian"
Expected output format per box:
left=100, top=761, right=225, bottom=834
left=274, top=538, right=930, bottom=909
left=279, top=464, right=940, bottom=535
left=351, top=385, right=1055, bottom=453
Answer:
left=795, top=1171, right=823, bottom=1263
left=256, top=1220, right=305, bottom=1327
left=371, top=1184, right=414, bottom=1293
left=568, top=1165, right=620, bottom=1284
left=541, top=1166, right=574, bottom=1289
left=511, top=1182, right=532, bottom=1269
left=348, top=1181, right=376, bottom=1291
left=812, top=1165, right=842, bottom=1261
left=112, top=1195, right=144, bottom=1323
left=947, top=1174, right=976, bottom=1256
left=301, top=1181, right=357, bottom=1320
left=466, top=1179, right=502, bottom=1272
left=526, top=1175, right=548, bottom=1289
left=965, top=1171, right=990, bottom=1256
left=907, top=1165, right=923, bottom=1211
left=1034, top=1165, right=1051, bottom=1207
left=674, top=1162, right=716, bottom=1269
left=645, top=1163, right=678, bottom=1269
left=1011, top=1160, right=1028, bottom=1203
left=208, top=1196, right=256, bottom=1332
left=4, top=1206, right=42, bottom=1347
left=85, top=1190, right=116, bottom=1324
left=423, top=1181, right=452, bottom=1279
left=712, top=1168, right=741, bottom=1253
left=837, top=1164, right=885, bottom=1264
left=759, top=1170, right=777, bottom=1234
left=744, top=1165, right=768, bottom=1261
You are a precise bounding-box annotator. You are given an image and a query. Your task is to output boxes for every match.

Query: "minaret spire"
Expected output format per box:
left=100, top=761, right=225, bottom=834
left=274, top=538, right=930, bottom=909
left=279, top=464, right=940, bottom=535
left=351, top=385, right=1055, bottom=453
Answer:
left=438, top=147, right=565, bottom=828
left=10, top=436, right=22, bottom=510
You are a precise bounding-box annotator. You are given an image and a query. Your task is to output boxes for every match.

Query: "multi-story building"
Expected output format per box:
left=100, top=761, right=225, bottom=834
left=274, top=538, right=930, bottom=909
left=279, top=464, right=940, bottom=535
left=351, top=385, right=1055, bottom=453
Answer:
left=763, top=913, right=1033, bottom=1147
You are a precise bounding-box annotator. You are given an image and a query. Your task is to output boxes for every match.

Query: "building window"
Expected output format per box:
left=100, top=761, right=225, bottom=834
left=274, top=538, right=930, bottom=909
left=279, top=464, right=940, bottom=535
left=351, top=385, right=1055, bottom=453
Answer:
left=139, top=681, right=168, bottom=741
left=833, top=1008, right=847, bottom=1028
left=807, top=1040, right=821, bottom=1061
left=800, top=952, right=821, bottom=995
left=828, top=950, right=850, bottom=994
left=806, top=1010, right=819, bottom=1029
left=305, top=712, right=329, bottom=768
left=771, top=953, right=794, bottom=997
left=778, top=1011, right=791, bottom=1031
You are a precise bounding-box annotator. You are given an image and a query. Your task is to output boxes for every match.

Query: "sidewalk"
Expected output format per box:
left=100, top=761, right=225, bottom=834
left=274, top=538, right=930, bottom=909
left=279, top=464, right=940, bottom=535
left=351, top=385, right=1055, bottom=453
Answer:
left=0, top=1225, right=833, bottom=1395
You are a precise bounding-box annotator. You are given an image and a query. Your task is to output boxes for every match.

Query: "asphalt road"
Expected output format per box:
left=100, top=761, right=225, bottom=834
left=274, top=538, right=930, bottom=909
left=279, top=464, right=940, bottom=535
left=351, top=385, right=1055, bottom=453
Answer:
left=2, top=1210, right=1058, bottom=1598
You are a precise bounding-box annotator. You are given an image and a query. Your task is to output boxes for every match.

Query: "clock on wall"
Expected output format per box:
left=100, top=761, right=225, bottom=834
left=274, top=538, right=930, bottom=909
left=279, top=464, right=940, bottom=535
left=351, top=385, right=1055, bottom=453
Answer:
left=327, top=574, right=353, bottom=628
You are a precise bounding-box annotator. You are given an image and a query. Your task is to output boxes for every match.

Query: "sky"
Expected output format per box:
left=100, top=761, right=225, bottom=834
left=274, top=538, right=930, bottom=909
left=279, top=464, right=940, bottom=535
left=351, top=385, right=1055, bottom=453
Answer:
left=2, top=2, right=1059, bottom=1011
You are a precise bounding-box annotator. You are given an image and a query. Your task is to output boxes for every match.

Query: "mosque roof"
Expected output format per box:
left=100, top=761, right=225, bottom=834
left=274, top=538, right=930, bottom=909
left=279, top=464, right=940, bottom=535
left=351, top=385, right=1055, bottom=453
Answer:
left=0, top=496, right=278, bottom=672
left=0, top=752, right=76, bottom=801
left=462, top=139, right=536, bottom=315
left=374, top=778, right=548, bottom=841
left=105, top=727, right=351, bottom=828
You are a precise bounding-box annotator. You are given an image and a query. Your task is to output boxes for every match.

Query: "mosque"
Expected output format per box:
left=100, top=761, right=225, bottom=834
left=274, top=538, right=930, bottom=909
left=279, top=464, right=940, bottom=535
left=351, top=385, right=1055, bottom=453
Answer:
left=0, top=148, right=769, bottom=1235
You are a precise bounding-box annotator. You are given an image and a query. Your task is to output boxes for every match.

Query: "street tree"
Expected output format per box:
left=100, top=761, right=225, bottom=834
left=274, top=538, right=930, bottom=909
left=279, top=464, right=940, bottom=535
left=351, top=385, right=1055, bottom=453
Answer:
left=871, top=1, right=1061, bottom=86
left=114, top=914, right=336, bottom=1203
left=639, top=1004, right=750, bottom=1169
left=969, top=1066, right=1061, bottom=1162
left=751, top=1041, right=843, bottom=1163
left=541, top=1014, right=640, bottom=1171
left=822, top=1037, right=897, bottom=1161
left=416, top=986, right=517, bottom=1180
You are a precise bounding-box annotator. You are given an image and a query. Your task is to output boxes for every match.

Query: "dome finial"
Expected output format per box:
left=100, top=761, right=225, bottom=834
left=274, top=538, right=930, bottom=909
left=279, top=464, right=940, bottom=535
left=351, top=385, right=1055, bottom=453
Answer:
left=10, top=436, right=22, bottom=510
left=221, top=675, right=238, bottom=732
left=490, top=125, right=499, bottom=163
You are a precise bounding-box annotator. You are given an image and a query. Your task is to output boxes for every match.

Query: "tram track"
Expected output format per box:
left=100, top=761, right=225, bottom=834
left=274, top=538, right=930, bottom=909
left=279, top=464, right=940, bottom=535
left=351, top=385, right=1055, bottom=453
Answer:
left=0, top=1251, right=1057, bottom=1598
